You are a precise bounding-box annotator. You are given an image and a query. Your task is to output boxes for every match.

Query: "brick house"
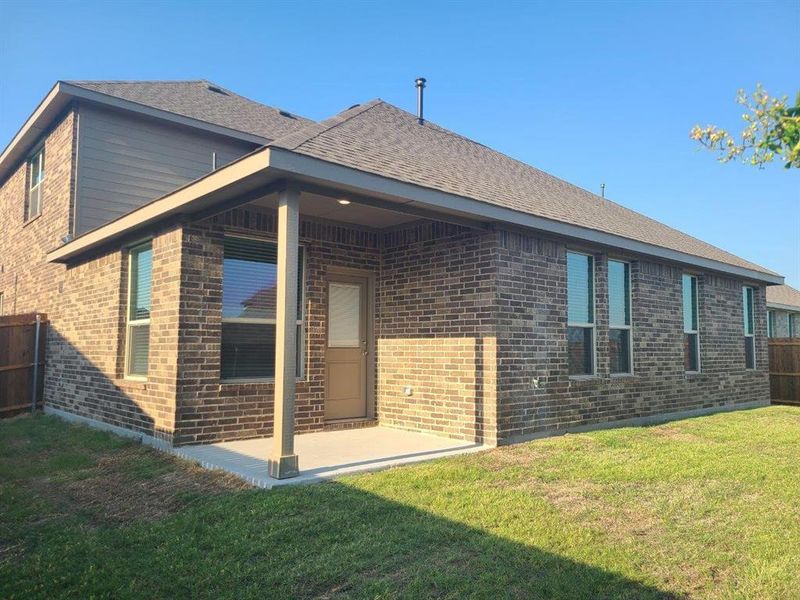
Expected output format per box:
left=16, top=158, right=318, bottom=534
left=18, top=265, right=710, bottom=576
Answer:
left=0, top=80, right=782, bottom=478
left=767, top=284, right=800, bottom=338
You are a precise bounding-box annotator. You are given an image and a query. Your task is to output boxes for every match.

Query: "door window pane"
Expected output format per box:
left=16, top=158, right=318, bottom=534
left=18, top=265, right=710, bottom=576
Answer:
left=328, top=283, right=361, bottom=347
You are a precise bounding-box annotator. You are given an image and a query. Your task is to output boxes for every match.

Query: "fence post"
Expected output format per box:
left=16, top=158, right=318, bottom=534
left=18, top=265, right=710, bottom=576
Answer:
left=31, top=314, right=41, bottom=413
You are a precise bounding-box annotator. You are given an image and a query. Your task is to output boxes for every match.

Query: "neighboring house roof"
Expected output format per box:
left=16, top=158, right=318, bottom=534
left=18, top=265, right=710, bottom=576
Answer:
left=767, top=284, right=800, bottom=311
left=271, top=100, right=777, bottom=277
left=241, top=284, right=278, bottom=316
left=64, top=80, right=314, bottom=141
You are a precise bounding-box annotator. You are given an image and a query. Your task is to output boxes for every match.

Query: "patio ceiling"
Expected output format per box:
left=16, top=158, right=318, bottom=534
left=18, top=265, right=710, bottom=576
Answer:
left=250, top=189, right=421, bottom=230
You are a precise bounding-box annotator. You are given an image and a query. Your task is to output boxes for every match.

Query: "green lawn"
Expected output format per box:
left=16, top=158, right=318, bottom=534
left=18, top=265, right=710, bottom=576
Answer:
left=1, top=407, right=798, bottom=599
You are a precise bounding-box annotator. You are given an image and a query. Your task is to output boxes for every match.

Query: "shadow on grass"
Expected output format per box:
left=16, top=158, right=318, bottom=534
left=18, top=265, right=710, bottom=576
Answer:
left=4, top=475, right=682, bottom=599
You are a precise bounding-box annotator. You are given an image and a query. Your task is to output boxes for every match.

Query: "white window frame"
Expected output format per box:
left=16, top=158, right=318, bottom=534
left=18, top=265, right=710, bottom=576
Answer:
left=608, top=259, right=633, bottom=375
left=767, top=310, right=774, bottom=338
left=743, top=286, right=756, bottom=370
left=220, top=234, right=305, bottom=382
left=683, top=274, right=701, bottom=373
left=0, top=291, right=4, bottom=316
left=125, top=242, right=152, bottom=380
left=566, top=250, right=596, bottom=377
left=789, top=313, right=795, bottom=338
left=26, top=146, right=45, bottom=221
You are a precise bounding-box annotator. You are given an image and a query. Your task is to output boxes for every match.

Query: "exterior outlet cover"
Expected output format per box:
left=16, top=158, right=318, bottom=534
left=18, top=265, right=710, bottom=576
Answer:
left=403, top=386, right=413, bottom=397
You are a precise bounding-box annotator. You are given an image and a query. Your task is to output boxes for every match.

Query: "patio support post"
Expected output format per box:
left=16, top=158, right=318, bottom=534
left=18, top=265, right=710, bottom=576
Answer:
left=268, top=183, right=300, bottom=479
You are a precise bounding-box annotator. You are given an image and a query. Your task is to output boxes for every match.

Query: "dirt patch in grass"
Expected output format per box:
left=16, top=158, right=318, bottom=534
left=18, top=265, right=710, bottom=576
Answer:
left=27, top=447, right=250, bottom=526
left=649, top=427, right=706, bottom=443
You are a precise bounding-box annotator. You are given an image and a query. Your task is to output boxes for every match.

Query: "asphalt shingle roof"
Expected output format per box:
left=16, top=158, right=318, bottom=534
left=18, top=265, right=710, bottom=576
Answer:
left=65, top=80, right=314, bottom=141
left=271, top=100, right=777, bottom=276
left=767, top=284, right=800, bottom=309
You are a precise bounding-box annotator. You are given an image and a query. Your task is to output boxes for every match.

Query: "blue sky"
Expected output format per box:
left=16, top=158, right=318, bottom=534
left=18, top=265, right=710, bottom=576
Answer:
left=1, top=0, right=798, bottom=285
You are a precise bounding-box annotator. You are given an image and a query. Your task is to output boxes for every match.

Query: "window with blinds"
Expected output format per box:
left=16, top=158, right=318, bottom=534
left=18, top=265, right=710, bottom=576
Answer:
left=608, top=260, right=632, bottom=374
left=125, top=243, right=152, bottom=377
left=221, top=236, right=304, bottom=380
left=27, top=147, right=45, bottom=220
left=743, top=286, right=755, bottom=369
left=682, top=274, right=700, bottom=372
left=567, top=251, right=595, bottom=375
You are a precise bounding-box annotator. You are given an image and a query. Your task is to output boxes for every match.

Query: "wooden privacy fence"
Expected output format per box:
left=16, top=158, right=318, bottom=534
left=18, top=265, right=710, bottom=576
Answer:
left=769, top=338, right=800, bottom=406
left=0, top=313, right=47, bottom=418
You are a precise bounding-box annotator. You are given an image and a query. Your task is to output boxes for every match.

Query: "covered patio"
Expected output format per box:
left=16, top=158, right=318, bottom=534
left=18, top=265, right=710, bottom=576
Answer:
left=174, top=426, right=484, bottom=488
left=48, top=146, right=500, bottom=481
left=242, top=182, right=492, bottom=479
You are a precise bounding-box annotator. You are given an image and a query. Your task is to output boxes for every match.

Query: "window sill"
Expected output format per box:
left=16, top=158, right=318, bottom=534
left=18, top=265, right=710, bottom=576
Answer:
left=610, top=372, right=636, bottom=379
left=219, top=377, right=305, bottom=386
left=684, top=370, right=703, bottom=378
left=568, top=374, right=598, bottom=382
left=119, top=376, right=148, bottom=390
left=22, top=213, right=42, bottom=228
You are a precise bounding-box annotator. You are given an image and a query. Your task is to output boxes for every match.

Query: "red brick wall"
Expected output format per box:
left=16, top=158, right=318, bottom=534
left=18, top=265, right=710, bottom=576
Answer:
left=45, top=224, right=185, bottom=440
left=377, top=222, right=498, bottom=444
left=1, top=109, right=769, bottom=449
left=0, top=109, right=75, bottom=317
left=173, top=207, right=382, bottom=445
left=0, top=108, right=184, bottom=439
left=494, top=228, right=770, bottom=443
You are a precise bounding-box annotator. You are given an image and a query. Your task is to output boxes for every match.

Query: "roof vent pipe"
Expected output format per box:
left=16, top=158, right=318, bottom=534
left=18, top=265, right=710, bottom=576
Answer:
left=415, top=77, right=426, bottom=124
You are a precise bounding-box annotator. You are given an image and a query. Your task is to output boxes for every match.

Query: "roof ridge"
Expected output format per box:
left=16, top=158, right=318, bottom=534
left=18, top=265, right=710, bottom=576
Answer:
left=198, top=80, right=311, bottom=122
left=63, top=79, right=207, bottom=84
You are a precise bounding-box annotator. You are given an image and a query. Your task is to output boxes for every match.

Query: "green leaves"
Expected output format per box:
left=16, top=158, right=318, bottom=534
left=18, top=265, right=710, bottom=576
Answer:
left=690, top=84, right=800, bottom=169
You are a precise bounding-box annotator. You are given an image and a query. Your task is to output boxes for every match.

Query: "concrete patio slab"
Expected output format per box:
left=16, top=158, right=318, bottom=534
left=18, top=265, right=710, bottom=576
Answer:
left=174, top=426, right=485, bottom=488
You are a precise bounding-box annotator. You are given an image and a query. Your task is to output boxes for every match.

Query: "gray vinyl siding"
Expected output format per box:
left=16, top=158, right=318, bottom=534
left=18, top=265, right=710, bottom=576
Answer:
left=75, top=102, right=257, bottom=234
